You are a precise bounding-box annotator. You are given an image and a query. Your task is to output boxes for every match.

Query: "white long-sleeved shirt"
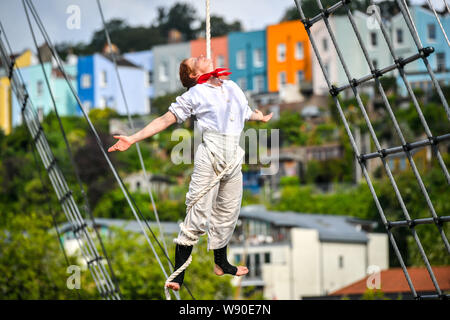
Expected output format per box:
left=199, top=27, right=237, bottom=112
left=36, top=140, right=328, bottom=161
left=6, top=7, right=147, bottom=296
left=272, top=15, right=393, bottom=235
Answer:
left=168, top=79, right=253, bottom=135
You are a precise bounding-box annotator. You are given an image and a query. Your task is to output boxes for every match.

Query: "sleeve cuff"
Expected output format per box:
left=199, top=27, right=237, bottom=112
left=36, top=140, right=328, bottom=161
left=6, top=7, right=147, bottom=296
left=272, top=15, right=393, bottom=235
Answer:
left=168, top=106, right=185, bottom=124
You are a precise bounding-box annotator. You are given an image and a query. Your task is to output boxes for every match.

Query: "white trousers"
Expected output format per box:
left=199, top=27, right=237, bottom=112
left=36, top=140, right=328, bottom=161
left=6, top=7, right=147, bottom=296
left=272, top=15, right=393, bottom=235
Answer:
left=174, top=130, right=245, bottom=250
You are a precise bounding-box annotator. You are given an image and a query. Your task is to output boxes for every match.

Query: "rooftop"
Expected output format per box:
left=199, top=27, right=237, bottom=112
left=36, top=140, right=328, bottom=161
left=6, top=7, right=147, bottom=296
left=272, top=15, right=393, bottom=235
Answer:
left=329, top=266, right=450, bottom=295
left=240, top=205, right=377, bottom=244
left=58, top=218, right=180, bottom=236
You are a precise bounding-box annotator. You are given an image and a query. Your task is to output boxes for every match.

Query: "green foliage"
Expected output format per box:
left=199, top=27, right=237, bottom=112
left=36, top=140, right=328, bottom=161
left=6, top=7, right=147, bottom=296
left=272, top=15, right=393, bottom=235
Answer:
left=274, top=111, right=307, bottom=146
left=0, top=212, right=94, bottom=299
left=151, top=90, right=184, bottom=115
left=273, top=160, right=450, bottom=267
left=361, top=288, right=389, bottom=300
left=199, top=15, right=242, bottom=37
left=94, top=187, right=186, bottom=221
left=57, top=2, right=243, bottom=57
left=104, top=227, right=233, bottom=299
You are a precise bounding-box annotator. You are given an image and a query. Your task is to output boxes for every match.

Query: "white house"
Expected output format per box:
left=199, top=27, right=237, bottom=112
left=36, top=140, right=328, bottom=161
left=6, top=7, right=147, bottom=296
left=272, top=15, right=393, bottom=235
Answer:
left=228, top=205, right=389, bottom=300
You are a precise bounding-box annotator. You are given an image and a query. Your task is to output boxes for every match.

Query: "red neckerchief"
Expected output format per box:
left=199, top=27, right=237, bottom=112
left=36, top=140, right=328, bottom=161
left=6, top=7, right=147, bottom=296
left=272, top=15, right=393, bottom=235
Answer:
left=196, top=68, right=232, bottom=84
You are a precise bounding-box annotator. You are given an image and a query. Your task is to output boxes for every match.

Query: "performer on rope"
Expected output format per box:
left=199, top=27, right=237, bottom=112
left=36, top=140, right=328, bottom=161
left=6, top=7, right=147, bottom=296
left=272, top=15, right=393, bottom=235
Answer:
left=108, top=54, right=273, bottom=294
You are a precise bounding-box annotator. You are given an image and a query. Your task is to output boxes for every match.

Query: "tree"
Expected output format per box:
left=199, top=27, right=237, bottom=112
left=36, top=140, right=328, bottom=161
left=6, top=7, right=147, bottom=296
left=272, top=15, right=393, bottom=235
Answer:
left=104, top=227, right=234, bottom=299
left=198, top=15, right=242, bottom=37
left=281, top=0, right=372, bottom=22
left=0, top=212, right=94, bottom=299
left=157, top=3, right=198, bottom=41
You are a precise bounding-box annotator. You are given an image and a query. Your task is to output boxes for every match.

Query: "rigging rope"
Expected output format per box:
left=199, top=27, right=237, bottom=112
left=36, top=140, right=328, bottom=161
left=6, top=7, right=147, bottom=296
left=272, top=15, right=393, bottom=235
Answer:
left=29, top=140, right=82, bottom=300
left=164, top=155, right=240, bottom=300
left=22, top=0, right=122, bottom=298
left=23, top=0, right=195, bottom=300
left=0, top=31, right=120, bottom=300
left=95, top=0, right=173, bottom=278
left=293, top=0, right=450, bottom=300
left=206, top=0, right=211, bottom=59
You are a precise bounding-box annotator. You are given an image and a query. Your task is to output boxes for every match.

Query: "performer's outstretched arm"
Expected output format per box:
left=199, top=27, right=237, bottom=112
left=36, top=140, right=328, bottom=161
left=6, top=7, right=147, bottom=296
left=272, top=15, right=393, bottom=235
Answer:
left=107, top=110, right=177, bottom=152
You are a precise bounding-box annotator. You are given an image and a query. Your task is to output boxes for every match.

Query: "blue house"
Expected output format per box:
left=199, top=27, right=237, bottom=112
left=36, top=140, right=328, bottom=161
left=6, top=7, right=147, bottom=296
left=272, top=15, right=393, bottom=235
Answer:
left=228, top=30, right=268, bottom=93
left=11, top=62, right=78, bottom=127
left=391, top=5, right=450, bottom=97
left=123, top=50, right=154, bottom=103
left=77, top=53, right=149, bottom=115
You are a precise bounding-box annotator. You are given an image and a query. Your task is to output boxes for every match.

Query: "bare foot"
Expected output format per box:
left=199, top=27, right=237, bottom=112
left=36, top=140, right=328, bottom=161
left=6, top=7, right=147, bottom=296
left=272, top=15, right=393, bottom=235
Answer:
left=165, top=282, right=180, bottom=291
left=214, top=264, right=249, bottom=276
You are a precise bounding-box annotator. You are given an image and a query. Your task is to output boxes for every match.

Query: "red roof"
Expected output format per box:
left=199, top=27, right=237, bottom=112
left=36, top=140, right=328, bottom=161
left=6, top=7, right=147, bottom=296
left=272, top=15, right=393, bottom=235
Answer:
left=330, top=266, right=450, bottom=295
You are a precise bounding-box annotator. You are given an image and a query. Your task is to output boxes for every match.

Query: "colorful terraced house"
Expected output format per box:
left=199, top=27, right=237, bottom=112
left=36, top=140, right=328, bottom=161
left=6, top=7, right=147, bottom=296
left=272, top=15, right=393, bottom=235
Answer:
left=0, top=49, right=35, bottom=135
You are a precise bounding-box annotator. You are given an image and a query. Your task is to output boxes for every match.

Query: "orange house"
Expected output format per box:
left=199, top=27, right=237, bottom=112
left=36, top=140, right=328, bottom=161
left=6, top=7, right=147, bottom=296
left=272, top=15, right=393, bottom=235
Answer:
left=190, top=36, right=228, bottom=69
left=266, top=20, right=312, bottom=92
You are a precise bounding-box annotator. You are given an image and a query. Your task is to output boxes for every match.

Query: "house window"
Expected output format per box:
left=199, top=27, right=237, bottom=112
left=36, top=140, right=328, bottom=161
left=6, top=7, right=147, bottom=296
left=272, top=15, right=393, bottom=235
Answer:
left=255, top=253, right=261, bottom=277
left=144, top=71, right=153, bottom=87
left=100, top=70, right=107, bottom=87
left=277, top=43, right=286, bottom=62
left=36, top=80, right=44, bottom=96
left=37, top=107, right=44, bottom=122
left=82, top=101, right=91, bottom=113
left=253, top=75, right=264, bottom=93
left=81, top=74, right=91, bottom=89
left=323, top=38, right=328, bottom=51
left=388, top=158, right=395, bottom=170
left=370, top=32, right=377, bottom=47
left=396, top=29, right=403, bottom=45
left=148, top=71, right=153, bottom=85
left=324, top=63, right=329, bottom=76
left=216, top=55, right=225, bottom=68
left=99, top=96, right=107, bottom=109
left=159, top=62, right=169, bottom=82
left=338, top=255, right=344, bottom=269
left=296, top=70, right=304, bottom=84
left=295, top=41, right=304, bottom=60
left=427, top=24, right=436, bottom=41
left=253, top=48, right=263, bottom=68
left=399, top=158, right=407, bottom=171
left=278, top=71, right=287, bottom=89
left=236, top=50, right=246, bottom=69
left=237, top=77, right=247, bottom=91
left=372, top=59, right=378, bottom=70
left=264, top=252, right=271, bottom=264
left=436, top=52, right=445, bottom=72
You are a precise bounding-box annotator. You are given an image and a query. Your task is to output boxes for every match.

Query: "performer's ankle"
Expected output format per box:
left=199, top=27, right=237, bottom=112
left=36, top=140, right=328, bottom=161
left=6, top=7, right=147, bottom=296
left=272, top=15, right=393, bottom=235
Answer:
left=173, top=244, right=194, bottom=286
left=213, top=245, right=237, bottom=275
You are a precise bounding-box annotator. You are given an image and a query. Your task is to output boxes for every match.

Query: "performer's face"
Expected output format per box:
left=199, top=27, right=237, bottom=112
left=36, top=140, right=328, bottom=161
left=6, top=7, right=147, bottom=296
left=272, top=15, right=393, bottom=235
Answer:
left=186, top=55, right=214, bottom=79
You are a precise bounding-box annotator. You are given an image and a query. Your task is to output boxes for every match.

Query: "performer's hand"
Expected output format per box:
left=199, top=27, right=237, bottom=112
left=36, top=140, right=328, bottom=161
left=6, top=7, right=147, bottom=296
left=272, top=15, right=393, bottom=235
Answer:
left=108, top=135, right=134, bottom=152
left=253, top=109, right=273, bottom=123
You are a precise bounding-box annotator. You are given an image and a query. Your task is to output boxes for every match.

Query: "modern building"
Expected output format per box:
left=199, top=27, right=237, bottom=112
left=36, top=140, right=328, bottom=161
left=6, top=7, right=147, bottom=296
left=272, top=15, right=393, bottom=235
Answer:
left=0, top=49, right=36, bottom=134
left=390, top=5, right=450, bottom=97
left=228, top=30, right=268, bottom=93
left=191, top=36, right=228, bottom=69
left=266, top=20, right=312, bottom=95
left=229, top=205, right=389, bottom=299
left=152, top=42, right=191, bottom=97
left=123, top=50, right=155, bottom=107
left=77, top=53, right=148, bottom=115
